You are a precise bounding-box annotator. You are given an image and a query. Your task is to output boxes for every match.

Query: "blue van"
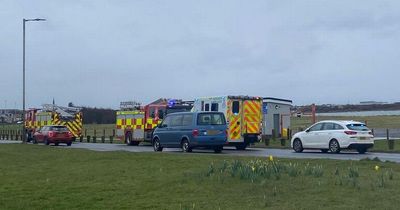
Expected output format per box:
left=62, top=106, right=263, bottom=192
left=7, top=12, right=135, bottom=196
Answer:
left=152, top=112, right=227, bottom=153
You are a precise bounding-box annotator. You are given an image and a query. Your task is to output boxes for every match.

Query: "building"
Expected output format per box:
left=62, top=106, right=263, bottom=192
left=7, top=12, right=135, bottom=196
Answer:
left=261, top=97, right=293, bottom=138
left=0, top=109, right=22, bottom=123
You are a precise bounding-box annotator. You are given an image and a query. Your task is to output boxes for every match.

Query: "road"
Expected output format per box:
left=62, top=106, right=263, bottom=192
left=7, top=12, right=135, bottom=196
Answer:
left=2, top=140, right=400, bottom=163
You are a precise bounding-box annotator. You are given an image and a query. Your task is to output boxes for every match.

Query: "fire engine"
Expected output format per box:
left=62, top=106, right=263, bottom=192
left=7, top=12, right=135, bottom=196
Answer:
left=191, top=96, right=262, bottom=150
left=116, top=99, right=193, bottom=145
left=25, top=104, right=83, bottom=141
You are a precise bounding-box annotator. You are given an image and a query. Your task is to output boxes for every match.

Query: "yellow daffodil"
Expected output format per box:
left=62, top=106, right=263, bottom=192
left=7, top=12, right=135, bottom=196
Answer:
left=375, top=165, right=380, bottom=171
left=269, top=155, right=274, bottom=161
left=252, top=166, right=256, bottom=172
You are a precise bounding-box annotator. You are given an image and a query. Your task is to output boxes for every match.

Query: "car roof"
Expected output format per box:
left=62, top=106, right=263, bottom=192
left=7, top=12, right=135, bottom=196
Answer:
left=317, top=120, right=365, bottom=125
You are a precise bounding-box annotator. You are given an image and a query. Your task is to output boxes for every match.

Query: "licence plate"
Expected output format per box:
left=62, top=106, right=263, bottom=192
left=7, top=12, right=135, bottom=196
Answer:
left=206, top=130, right=219, bottom=135
left=359, top=137, right=369, bottom=140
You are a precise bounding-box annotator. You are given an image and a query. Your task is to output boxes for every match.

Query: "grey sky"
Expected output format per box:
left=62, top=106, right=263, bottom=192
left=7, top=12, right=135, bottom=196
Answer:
left=1, top=0, right=400, bottom=109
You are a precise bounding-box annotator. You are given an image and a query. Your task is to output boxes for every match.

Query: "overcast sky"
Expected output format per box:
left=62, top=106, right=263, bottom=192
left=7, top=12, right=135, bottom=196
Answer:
left=1, top=0, right=400, bottom=109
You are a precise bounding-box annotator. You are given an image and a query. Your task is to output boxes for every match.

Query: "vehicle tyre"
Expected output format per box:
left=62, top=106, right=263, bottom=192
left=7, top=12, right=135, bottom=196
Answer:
left=67, top=142, right=72, bottom=146
left=181, top=139, right=192, bottom=152
left=357, top=148, right=367, bottom=154
left=153, top=138, right=163, bottom=152
left=32, top=137, right=38, bottom=144
left=235, top=143, right=247, bottom=150
left=44, top=138, right=50, bottom=145
left=55, top=142, right=59, bottom=146
left=125, top=132, right=133, bottom=146
left=293, top=139, right=303, bottom=153
left=321, top=149, right=329, bottom=153
left=214, top=146, right=223, bottom=153
left=329, top=139, right=341, bottom=153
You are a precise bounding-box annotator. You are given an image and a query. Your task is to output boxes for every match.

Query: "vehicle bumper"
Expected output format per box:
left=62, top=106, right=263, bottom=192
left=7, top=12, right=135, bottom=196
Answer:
left=347, top=143, right=374, bottom=150
left=191, top=137, right=227, bottom=147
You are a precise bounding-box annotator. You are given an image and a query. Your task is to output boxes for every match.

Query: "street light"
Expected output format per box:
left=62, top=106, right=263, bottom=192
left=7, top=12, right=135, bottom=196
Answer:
left=22, top=18, right=46, bottom=143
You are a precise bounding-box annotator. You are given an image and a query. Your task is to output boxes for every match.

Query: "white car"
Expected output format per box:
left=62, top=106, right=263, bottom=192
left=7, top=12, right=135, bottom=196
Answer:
left=291, top=120, right=374, bottom=154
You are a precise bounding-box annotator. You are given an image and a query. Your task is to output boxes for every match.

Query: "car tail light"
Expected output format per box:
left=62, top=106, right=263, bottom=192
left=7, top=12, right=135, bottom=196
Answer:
left=192, top=129, right=199, bottom=137
left=48, top=131, right=55, bottom=137
left=344, top=131, right=357, bottom=135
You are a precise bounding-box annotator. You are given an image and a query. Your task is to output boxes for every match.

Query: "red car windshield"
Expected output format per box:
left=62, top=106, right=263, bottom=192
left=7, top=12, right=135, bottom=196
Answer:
left=50, top=126, right=69, bottom=132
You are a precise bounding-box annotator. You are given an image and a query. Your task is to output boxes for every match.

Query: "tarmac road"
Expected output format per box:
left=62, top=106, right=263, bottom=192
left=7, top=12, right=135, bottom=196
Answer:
left=2, top=140, right=400, bottom=163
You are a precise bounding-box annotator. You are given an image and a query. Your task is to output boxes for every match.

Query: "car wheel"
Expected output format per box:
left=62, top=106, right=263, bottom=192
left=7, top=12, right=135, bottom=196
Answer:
left=293, top=139, right=303, bottom=153
left=55, top=142, right=59, bottom=146
left=235, top=143, right=247, bottom=150
left=329, top=139, right=340, bottom=153
left=153, top=138, right=163, bottom=152
left=181, top=139, right=192, bottom=152
left=44, top=138, right=50, bottom=145
left=357, top=148, right=367, bottom=154
left=321, top=149, right=329, bottom=153
left=214, top=146, right=223, bottom=153
left=67, top=142, right=72, bottom=146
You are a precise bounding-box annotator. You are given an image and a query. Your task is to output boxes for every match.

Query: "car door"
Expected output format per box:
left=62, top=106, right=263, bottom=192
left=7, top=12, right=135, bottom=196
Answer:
left=168, top=114, right=183, bottom=146
left=156, top=116, right=171, bottom=146
left=317, top=123, right=335, bottom=148
left=302, top=123, right=324, bottom=148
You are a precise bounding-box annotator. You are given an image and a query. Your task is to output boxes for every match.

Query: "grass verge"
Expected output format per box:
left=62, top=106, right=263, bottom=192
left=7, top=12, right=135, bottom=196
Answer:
left=0, top=144, right=399, bottom=209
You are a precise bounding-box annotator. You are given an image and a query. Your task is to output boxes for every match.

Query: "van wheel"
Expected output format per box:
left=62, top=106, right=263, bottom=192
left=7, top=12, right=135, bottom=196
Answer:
left=67, top=142, right=72, bottom=146
left=214, top=146, right=223, bottom=153
left=125, top=133, right=133, bottom=146
left=55, top=142, right=59, bottom=146
left=153, top=138, right=163, bottom=152
left=182, top=139, right=192, bottom=152
left=293, top=139, right=303, bottom=152
left=329, top=139, right=340, bottom=153
left=235, top=143, right=247, bottom=150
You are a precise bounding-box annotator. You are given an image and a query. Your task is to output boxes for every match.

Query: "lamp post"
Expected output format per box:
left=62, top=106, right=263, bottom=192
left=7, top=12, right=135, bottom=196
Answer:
left=22, top=18, right=46, bottom=143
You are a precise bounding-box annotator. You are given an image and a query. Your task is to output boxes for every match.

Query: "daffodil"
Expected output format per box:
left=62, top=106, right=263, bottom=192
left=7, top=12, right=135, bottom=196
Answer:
left=375, top=165, right=380, bottom=171
left=252, top=166, right=256, bottom=172
left=269, top=155, right=274, bottom=161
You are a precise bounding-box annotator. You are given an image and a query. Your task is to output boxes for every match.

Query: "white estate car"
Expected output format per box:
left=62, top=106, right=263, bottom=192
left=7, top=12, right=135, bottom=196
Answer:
left=291, top=120, right=374, bottom=154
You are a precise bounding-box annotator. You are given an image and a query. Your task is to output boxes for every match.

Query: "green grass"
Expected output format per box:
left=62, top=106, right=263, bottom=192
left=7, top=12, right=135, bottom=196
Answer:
left=371, top=140, right=400, bottom=153
left=1, top=144, right=400, bottom=209
left=291, top=115, right=400, bottom=130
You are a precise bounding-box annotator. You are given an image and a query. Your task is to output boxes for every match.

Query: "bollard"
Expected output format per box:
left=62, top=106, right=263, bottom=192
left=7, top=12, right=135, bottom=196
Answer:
left=92, top=136, right=97, bottom=143
left=101, top=136, right=105, bottom=143
left=85, top=129, right=87, bottom=137
left=280, top=138, right=286, bottom=146
left=263, top=135, right=269, bottom=146
left=109, top=136, right=113, bottom=144
left=272, top=129, right=275, bottom=139
left=15, top=135, right=19, bottom=141
left=387, top=129, right=394, bottom=150
left=86, top=135, right=90, bottom=143
left=79, top=135, right=83, bottom=142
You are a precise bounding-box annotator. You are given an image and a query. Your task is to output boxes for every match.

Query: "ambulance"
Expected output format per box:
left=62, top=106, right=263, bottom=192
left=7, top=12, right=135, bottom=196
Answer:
left=192, top=96, right=263, bottom=150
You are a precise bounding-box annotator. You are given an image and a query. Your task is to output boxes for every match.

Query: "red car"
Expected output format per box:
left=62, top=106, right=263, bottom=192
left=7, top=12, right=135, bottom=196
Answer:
left=33, top=125, right=73, bottom=146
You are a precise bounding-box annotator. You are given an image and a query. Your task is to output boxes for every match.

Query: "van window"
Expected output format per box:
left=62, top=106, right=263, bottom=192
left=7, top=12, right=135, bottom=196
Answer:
left=170, top=115, right=183, bottom=127
left=232, top=101, right=240, bottom=114
left=182, top=114, right=193, bottom=126
left=161, top=116, right=171, bottom=127
left=158, top=109, right=165, bottom=119
left=211, top=103, right=218, bottom=111
left=197, top=113, right=226, bottom=125
left=205, top=104, right=210, bottom=111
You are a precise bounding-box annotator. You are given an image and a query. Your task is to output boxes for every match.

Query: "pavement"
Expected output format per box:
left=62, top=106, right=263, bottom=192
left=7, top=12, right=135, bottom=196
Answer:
left=2, top=140, right=400, bottom=163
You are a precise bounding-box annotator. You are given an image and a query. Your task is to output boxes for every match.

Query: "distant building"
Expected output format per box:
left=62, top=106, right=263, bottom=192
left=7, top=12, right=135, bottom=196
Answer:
left=360, top=101, right=388, bottom=105
left=261, top=97, right=293, bottom=138
left=0, top=109, right=22, bottom=123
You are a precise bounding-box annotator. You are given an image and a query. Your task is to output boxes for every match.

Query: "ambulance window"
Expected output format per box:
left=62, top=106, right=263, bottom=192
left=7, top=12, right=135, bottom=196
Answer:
left=232, top=101, right=240, bottom=114
left=211, top=103, right=218, bottom=111
left=205, top=104, right=210, bottom=111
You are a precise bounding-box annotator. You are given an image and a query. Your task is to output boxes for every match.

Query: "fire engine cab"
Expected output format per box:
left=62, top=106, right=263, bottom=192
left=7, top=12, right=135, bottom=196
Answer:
left=116, top=99, right=193, bottom=145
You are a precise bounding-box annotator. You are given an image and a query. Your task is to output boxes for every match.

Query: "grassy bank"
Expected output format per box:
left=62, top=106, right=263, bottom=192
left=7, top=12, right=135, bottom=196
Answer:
left=0, top=144, right=399, bottom=209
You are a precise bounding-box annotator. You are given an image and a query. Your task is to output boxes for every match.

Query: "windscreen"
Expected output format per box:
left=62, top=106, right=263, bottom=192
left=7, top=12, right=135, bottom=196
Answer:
left=197, top=113, right=226, bottom=125
left=50, top=126, right=69, bottom=132
left=346, top=124, right=369, bottom=131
